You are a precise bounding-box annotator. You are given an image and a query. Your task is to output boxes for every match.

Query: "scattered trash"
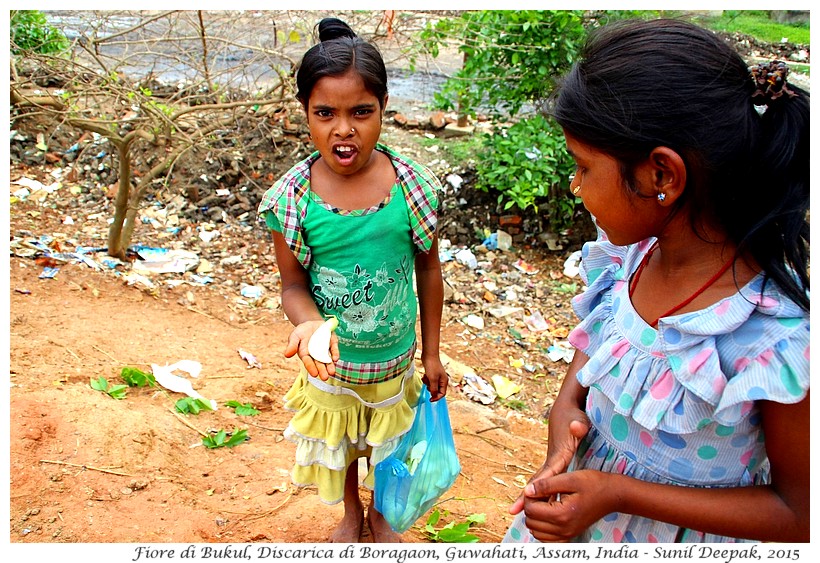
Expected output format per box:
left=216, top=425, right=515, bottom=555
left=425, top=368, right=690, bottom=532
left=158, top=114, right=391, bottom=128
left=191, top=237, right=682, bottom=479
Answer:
left=496, top=230, right=513, bottom=252
left=481, top=232, right=498, bottom=251
left=38, top=267, right=59, bottom=279
left=538, top=232, right=564, bottom=251
left=445, top=173, right=463, bottom=191
left=461, top=372, right=497, bottom=405
left=196, top=259, right=213, bottom=274
left=238, top=349, right=262, bottom=369
left=454, top=248, right=478, bottom=269
left=563, top=250, right=583, bottom=278
left=131, top=246, right=200, bottom=275
left=522, top=310, right=549, bottom=332
left=240, top=285, right=264, bottom=299
left=122, top=272, right=156, bottom=289
left=462, top=314, right=484, bottom=330
left=547, top=340, right=575, bottom=363
left=439, top=353, right=477, bottom=386
left=486, top=305, right=524, bottom=319
left=491, top=375, right=522, bottom=399
left=513, top=259, right=539, bottom=275
left=12, top=176, right=61, bottom=197
left=553, top=282, right=578, bottom=294
left=523, top=146, right=542, bottom=160
left=199, top=230, right=220, bottom=243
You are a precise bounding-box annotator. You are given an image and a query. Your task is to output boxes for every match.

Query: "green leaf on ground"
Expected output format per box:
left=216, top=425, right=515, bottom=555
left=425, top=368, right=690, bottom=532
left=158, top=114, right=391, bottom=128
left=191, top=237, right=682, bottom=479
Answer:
left=225, top=400, right=260, bottom=416
left=120, top=366, right=156, bottom=387
left=90, top=376, right=127, bottom=400
left=422, top=508, right=482, bottom=543
left=175, top=397, right=215, bottom=414
left=202, top=428, right=248, bottom=449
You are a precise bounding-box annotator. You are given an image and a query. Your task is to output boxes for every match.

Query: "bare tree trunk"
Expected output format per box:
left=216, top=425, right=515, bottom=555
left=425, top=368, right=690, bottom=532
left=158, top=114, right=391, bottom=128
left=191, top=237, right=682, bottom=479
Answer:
left=197, top=11, right=215, bottom=94
left=10, top=10, right=433, bottom=260
left=107, top=139, right=134, bottom=260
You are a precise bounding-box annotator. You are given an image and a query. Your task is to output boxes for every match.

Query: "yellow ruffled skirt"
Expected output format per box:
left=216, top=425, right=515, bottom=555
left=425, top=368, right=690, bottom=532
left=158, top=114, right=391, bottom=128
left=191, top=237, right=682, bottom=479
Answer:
left=283, top=366, right=423, bottom=504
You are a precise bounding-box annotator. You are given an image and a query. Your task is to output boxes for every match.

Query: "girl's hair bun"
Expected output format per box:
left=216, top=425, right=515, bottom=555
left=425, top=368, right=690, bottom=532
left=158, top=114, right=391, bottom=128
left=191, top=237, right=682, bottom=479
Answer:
left=318, top=18, right=357, bottom=42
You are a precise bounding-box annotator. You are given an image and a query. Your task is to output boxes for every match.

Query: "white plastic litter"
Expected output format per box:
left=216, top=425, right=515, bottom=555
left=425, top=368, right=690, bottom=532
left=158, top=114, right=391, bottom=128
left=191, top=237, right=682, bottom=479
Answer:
left=547, top=340, right=575, bottom=363
left=461, top=372, right=497, bottom=405
left=132, top=248, right=200, bottom=275
left=523, top=310, right=549, bottom=332
left=463, top=314, right=485, bottom=330
left=238, top=349, right=262, bottom=369
left=454, top=248, right=478, bottom=269
left=563, top=250, right=583, bottom=278
left=152, top=360, right=217, bottom=410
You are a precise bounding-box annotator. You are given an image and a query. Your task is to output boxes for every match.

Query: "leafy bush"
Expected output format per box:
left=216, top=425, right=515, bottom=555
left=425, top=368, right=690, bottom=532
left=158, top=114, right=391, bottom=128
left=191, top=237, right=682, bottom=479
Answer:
left=419, top=10, right=586, bottom=119
left=10, top=10, right=69, bottom=55
left=475, top=114, right=578, bottom=233
left=417, top=11, right=586, bottom=234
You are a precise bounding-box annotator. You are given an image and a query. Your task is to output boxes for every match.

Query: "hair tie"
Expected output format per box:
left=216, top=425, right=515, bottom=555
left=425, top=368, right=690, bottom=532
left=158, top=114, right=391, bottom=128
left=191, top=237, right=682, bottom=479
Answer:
left=750, top=61, right=798, bottom=106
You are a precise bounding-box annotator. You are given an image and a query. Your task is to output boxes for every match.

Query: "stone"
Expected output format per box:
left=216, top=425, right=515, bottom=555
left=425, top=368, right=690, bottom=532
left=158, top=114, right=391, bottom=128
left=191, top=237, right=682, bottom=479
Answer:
left=442, top=122, right=475, bottom=138
left=429, top=111, right=446, bottom=130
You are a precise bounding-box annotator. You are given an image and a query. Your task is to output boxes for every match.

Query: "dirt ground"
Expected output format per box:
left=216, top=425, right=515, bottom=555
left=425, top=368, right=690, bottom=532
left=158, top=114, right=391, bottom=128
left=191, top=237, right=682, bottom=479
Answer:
left=6, top=178, right=574, bottom=547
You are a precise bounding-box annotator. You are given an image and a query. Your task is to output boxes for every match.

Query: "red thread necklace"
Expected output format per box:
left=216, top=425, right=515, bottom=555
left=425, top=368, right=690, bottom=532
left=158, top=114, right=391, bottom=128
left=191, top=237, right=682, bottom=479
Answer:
left=629, top=242, right=735, bottom=327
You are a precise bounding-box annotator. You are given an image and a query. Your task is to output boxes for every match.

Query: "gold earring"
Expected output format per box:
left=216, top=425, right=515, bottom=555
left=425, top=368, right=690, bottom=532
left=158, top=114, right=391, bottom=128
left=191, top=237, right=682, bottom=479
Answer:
left=570, top=172, right=582, bottom=195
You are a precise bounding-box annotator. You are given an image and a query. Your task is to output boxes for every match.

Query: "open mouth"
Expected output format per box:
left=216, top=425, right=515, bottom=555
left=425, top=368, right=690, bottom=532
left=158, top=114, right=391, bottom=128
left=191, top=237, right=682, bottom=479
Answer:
left=333, top=145, right=358, bottom=164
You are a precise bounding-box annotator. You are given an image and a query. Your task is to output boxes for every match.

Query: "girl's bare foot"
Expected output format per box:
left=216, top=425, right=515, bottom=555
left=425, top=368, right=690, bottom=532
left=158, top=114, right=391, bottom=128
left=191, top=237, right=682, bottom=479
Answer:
left=366, top=503, right=403, bottom=543
left=329, top=502, right=364, bottom=543
left=330, top=460, right=365, bottom=542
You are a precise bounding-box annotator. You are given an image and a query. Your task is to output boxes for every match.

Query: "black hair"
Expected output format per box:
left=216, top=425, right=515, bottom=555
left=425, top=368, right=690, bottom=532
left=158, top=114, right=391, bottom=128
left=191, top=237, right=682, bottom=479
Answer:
left=295, top=17, right=388, bottom=109
left=548, top=18, right=809, bottom=311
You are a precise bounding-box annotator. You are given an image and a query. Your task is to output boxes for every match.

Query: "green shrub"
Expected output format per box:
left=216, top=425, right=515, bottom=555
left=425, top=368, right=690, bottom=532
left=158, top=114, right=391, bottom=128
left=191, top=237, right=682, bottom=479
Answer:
left=419, top=10, right=587, bottom=120
left=475, top=114, right=578, bottom=233
left=10, top=10, right=69, bottom=55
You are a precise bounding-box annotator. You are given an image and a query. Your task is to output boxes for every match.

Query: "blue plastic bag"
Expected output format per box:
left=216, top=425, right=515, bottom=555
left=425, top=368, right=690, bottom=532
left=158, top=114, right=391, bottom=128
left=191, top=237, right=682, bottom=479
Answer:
left=374, top=385, right=460, bottom=533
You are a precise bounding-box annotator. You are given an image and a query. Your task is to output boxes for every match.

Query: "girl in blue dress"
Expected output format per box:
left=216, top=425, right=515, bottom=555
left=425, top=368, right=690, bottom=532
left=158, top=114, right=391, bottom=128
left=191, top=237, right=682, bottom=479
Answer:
left=505, top=18, right=809, bottom=543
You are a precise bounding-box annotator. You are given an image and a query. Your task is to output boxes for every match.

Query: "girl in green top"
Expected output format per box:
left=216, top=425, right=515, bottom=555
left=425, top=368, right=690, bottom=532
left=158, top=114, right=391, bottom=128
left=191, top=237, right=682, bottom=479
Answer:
left=258, top=17, right=448, bottom=543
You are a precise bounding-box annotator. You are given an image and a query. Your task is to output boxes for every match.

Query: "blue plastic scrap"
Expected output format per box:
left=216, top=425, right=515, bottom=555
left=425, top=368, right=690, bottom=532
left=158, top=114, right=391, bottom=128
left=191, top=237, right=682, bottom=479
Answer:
left=39, top=267, right=59, bottom=279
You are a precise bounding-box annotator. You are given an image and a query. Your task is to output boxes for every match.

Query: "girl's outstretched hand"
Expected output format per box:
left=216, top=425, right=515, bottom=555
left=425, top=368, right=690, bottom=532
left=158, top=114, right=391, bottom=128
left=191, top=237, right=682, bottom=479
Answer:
left=520, top=469, right=614, bottom=542
left=284, top=320, right=339, bottom=381
left=509, top=414, right=590, bottom=516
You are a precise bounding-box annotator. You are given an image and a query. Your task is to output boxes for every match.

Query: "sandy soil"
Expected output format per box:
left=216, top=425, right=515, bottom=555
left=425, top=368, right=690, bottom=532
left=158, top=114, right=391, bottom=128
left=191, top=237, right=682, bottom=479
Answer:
left=6, top=200, right=563, bottom=550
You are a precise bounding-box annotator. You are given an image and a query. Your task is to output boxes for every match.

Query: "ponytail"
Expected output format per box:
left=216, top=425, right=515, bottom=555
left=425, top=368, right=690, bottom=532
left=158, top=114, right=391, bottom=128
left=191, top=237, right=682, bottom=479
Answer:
left=740, top=64, right=810, bottom=311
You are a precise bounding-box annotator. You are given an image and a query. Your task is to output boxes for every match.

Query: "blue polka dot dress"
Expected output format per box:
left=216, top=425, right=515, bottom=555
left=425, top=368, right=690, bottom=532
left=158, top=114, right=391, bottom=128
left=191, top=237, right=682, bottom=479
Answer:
left=504, top=233, right=810, bottom=543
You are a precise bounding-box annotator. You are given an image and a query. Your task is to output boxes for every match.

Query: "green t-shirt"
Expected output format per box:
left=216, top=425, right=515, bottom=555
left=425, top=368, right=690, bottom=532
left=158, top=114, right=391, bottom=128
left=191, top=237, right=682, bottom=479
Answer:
left=278, top=183, right=418, bottom=365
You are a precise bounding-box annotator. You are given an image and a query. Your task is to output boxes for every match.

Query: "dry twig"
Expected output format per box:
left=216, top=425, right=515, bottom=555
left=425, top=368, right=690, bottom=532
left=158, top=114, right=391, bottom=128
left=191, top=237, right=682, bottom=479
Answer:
left=39, top=459, right=133, bottom=477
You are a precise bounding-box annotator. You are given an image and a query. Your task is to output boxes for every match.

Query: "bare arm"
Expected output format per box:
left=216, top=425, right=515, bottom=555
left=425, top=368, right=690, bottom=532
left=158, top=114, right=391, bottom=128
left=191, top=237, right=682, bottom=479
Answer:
left=510, top=349, right=591, bottom=515
left=414, top=236, right=448, bottom=401
left=522, top=392, right=810, bottom=542
left=272, top=230, right=338, bottom=380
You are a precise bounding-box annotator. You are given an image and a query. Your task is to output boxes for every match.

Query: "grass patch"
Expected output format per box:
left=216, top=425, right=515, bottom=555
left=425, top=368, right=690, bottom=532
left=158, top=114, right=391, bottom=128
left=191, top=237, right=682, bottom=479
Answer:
left=694, top=10, right=810, bottom=44
left=417, top=134, right=484, bottom=167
